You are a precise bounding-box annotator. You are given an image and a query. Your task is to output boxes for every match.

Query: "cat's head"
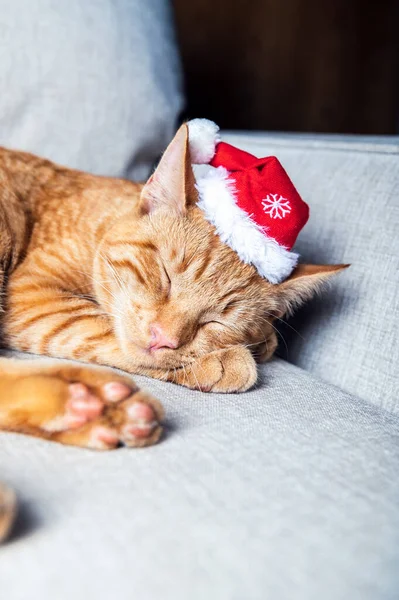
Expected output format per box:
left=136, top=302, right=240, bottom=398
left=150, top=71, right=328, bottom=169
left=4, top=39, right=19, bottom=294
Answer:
left=96, top=125, right=347, bottom=369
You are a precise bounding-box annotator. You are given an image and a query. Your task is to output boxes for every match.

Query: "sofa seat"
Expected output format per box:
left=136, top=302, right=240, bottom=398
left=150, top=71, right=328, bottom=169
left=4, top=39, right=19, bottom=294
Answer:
left=1, top=133, right=398, bottom=600
left=1, top=357, right=398, bottom=600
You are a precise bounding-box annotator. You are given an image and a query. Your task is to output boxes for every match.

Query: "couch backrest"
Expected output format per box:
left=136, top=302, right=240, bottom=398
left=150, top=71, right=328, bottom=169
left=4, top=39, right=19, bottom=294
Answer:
left=0, top=0, right=183, bottom=181
left=224, top=133, right=399, bottom=412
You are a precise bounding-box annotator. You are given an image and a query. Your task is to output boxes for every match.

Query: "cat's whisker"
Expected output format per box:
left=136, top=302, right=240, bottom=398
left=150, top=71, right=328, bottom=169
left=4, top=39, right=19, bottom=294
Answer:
left=63, top=285, right=126, bottom=321
left=66, top=267, right=125, bottom=311
left=244, top=339, right=269, bottom=359
left=183, top=365, right=194, bottom=391
left=181, top=364, right=187, bottom=386
left=263, top=311, right=306, bottom=341
left=220, top=321, right=242, bottom=336
left=104, top=254, right=130, bottom=297
left=253, top=314, right=294, bottom=352
left=255, top=314, right=289, bottom=349
left=268, top=322, right=289, bottom=357
left=219, top=297, right=305, bottom=342
left=106, top=260, right=125, bottom=294
left=103, top=255, right=134, bottom=317
left=187, top=361, right=203, bottom=392
left=243, top=340, right=264, bottom=349
left=238, top=312, right=289, bottom=357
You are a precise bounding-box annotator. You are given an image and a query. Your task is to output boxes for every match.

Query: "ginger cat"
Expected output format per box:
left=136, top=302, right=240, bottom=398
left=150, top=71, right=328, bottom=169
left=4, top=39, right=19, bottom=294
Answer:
left=0, top=124, right=346, bottom=451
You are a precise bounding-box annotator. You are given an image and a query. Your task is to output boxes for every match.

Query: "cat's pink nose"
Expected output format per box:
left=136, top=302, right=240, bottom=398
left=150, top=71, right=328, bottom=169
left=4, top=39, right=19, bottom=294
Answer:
left=149, top=324, right=179, bottom=351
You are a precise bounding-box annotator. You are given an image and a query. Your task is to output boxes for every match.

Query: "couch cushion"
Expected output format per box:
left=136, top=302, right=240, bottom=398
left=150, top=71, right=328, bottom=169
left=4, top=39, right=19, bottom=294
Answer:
left=224, top=133, right=399, bottom=412
left=1, top=359, right=398, bottom=600
left=0, top=0, right=183, bottom=180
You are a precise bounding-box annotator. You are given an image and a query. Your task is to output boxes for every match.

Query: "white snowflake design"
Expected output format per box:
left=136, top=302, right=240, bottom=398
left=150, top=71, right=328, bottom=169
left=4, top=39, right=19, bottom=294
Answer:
left=261, top=194, right=292, bottom=219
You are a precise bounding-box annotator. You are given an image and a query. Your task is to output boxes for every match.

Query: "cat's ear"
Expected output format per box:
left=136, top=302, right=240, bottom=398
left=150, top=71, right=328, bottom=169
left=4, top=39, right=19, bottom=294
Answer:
left=276, top=263, right=349, bottom=317
left=140, top=124, right=197, bottom=216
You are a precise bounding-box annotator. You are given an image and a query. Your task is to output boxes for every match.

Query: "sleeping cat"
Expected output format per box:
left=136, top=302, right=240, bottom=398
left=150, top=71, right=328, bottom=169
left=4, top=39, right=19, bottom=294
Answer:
left=0, top=123, right=346, bottom=451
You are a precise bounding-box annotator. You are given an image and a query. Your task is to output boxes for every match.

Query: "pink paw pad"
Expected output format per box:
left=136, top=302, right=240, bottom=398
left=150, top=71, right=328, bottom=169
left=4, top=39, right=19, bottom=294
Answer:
left=89, top=426, right=119, bottom=450
left=67, top=384, right=104, bottom=420
left=123, top=402, right=158, bottom=440
left=127, top=402, right=155, bottom=421
left=68, top=383, right=90, bottom=399
left=102, top=381, right=132, bottom=403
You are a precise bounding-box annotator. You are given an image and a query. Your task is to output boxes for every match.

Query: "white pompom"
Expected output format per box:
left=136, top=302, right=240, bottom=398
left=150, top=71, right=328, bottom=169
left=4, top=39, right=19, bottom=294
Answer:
left=187, top=118, right=220, bottom=164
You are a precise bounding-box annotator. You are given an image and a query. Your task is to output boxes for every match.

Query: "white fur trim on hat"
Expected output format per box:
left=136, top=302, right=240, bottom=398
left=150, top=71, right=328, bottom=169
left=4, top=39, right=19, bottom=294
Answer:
left=196, top=167, right=299, bottom=284
left=187, top=118, right=221, bottom=164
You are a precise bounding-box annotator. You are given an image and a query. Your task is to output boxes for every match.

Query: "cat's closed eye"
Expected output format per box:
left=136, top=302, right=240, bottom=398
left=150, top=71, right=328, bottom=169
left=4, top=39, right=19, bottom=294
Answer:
left=199, top=300, right=239, bottom=327
left=222, top=301, right=237, bottom=314
left=163, top=265, right=171, bottom=285
left=162, top=264, right=171, bottom=296
left=198, top=314, right=225, bottom=328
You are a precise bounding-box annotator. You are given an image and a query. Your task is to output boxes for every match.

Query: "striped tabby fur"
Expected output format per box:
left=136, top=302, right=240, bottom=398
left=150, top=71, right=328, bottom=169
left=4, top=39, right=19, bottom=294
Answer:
left=0, top=124, right=346, bottom=449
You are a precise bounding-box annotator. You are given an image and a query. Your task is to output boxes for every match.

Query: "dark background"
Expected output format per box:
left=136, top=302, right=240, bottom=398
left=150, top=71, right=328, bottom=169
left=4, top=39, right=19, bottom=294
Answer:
left=173, top=0, right=399, bottom=134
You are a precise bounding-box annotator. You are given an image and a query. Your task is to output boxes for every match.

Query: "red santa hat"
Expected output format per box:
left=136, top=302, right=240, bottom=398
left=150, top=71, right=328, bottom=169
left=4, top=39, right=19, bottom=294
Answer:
left=187, top=118, right=309, bottom=284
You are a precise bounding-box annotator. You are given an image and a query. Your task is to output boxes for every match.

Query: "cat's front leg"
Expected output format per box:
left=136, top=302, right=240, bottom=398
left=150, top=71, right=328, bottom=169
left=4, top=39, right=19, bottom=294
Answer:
left=0, top=358, right=163, bottom=449
left=145, top=347, right=258, bottom=393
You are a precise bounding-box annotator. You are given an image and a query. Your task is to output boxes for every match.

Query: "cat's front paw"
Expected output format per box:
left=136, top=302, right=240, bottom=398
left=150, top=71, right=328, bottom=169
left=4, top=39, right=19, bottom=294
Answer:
left=4, top=365, right=164, bottom=449
left=178, top=347, right=258, bottom=393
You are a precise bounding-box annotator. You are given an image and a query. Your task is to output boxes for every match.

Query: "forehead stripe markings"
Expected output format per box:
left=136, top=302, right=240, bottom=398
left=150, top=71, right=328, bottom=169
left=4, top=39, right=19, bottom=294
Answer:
left=111, top=259, right=146, bottom=286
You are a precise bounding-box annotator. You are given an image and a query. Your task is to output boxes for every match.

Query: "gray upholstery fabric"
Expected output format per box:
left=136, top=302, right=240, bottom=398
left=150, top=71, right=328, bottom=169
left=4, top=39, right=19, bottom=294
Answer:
left=1, top=358, right=399, bottom=600
left=0, top=0, right=183, bottom=180
left=224, top=133, right=399, bottom=413
left=1, top=31, right=398, bottom=594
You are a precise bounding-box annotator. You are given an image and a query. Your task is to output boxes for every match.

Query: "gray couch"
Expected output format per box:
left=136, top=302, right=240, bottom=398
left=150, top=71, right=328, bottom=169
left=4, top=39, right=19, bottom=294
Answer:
left=1, top=2, right=398, bottom=599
